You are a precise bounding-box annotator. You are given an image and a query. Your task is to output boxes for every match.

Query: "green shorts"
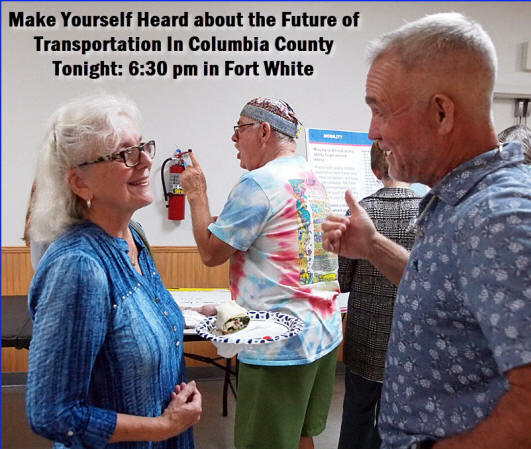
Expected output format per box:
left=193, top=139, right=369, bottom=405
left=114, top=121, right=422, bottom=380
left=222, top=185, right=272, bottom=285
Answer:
left=234, top=346, right=339, bottom=449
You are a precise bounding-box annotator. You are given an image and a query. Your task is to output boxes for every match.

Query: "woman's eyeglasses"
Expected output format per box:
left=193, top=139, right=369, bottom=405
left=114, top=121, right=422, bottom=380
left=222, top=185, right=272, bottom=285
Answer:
left=78, top=140, right=156, bottom=168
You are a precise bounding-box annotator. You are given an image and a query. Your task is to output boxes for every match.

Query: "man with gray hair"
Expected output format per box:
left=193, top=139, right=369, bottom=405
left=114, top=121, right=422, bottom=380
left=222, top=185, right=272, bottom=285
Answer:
left=323, top=12, right=530, bottom=449
left=182, top=97, right=343, bottom=449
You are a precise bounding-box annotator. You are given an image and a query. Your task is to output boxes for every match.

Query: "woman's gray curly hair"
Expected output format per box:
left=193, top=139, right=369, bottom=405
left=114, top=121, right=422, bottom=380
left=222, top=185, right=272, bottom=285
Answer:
left=30, top=93, right=141, bottom=242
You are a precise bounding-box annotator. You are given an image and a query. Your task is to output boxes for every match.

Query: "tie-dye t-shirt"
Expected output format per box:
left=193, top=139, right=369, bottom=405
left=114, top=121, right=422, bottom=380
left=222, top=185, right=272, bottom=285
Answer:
left=208, top=156, right=343, bottom=366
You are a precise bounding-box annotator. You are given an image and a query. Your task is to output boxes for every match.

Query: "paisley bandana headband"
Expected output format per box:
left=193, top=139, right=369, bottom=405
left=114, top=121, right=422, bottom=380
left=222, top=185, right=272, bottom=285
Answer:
left=240, top=97, right=301, bottom=138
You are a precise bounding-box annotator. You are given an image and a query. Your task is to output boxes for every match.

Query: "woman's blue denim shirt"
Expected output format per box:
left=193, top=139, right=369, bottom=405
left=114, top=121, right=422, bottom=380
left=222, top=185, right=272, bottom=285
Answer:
left=26, top=221, right=194, bottom=449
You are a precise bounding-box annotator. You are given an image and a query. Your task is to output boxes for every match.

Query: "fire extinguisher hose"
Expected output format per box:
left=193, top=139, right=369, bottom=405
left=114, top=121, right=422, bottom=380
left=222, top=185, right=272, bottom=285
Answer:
left=161, top=157, right=174, bottom=203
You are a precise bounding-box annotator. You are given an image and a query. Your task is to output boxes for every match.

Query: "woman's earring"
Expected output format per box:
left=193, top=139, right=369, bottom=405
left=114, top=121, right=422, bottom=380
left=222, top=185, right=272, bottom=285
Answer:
left=87, top=198, right=92, bottom=209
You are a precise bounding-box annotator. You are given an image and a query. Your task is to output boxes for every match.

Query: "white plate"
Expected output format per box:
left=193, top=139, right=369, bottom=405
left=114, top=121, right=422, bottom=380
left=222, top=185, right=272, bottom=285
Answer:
left=195, top=311, right=304, bottom=344
left=181, top=309, right=209, bottom=329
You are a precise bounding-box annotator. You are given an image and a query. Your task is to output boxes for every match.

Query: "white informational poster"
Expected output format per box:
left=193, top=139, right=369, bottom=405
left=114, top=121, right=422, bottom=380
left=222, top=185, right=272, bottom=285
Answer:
left=306, top=129, right=382, bottom=215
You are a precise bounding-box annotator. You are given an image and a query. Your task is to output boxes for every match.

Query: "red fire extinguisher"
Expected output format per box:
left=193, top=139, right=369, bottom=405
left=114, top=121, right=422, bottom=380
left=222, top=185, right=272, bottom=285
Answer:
left=161, top=149, right=192, bottom=220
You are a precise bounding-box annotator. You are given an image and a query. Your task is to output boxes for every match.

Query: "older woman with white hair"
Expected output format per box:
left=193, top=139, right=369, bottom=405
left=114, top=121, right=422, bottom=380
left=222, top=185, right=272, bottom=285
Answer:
left=26, top=94, right=201, bottom=449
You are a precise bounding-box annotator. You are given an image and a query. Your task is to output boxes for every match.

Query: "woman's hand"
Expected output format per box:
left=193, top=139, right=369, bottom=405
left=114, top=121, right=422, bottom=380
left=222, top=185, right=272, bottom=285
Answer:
left=159, top=381, right=202, bottom=439
left=108, top=381, right=202, bottom=443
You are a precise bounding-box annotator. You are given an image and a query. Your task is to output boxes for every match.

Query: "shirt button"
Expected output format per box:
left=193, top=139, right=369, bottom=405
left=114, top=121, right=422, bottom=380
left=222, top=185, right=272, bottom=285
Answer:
left=67, top=430, right=74, bottom=436
left=112, top=304, right=117, bottom=310
left=173, top=326, right=177, bottom=332
left=155, top=297, right=160, bottom=303
left=175, top=341, right=180, bottom=346
left=163, top=311, right=168, bottom=316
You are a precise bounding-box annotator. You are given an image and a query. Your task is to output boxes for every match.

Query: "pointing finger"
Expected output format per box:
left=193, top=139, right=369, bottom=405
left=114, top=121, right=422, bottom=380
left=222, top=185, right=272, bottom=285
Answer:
left=187, top=150, right=200, bottom=169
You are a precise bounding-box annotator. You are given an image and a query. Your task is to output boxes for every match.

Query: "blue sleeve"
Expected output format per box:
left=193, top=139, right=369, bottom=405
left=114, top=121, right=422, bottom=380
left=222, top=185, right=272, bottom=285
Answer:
left=457, top=197, right=531, bottom=373
left=27, top=253, right=117, bottom=448
left=208, top=176, right=270, bottom=251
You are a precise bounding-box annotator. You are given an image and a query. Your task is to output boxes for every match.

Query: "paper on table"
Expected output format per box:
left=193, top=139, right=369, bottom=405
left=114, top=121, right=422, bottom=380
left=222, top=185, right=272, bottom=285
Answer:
left=170, top=288, right=232, bottom=309
left=170, top=289, right=232, bottom=333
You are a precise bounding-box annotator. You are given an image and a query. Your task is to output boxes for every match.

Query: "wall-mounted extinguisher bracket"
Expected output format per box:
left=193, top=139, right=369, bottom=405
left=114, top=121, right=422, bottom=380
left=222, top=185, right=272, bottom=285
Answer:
left=161, top=149, right=192, bottom=221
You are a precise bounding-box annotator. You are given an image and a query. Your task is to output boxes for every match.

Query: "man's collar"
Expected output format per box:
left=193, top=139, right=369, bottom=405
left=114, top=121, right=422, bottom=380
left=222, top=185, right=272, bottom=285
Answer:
left=429, top=142, right=524, bottom=206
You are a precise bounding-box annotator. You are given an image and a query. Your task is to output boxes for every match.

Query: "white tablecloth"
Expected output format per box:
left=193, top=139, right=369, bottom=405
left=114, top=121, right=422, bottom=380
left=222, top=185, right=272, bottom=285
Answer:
left=171, top=289, right=348, bottom=312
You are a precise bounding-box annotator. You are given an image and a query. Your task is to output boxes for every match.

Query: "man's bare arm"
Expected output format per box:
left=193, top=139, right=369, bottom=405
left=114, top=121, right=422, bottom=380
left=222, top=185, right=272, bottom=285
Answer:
left=180, top=152, right=236, bottom=267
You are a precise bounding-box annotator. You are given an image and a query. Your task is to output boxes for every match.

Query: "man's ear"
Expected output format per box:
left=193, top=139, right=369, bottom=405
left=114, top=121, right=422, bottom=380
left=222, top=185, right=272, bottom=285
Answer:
left=260, top=121, right=272, bottom=143
left=66, top=168, right=91, bottom=201
left=430, top=94, right=454, bottom=135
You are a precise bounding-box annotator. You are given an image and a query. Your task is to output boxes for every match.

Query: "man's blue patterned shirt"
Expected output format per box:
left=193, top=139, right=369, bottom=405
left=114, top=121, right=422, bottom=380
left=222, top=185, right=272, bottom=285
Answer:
left=379, top=143, right=531, bottom=449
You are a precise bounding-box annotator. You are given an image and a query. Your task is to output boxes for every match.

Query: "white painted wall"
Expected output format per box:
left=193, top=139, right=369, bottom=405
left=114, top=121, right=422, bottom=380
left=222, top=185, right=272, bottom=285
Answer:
left=2, top=2, right=530, bottom=246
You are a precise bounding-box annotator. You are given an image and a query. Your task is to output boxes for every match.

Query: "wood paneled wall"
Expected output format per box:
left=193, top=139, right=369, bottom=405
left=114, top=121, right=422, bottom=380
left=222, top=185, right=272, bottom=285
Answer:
left=1, top=247, right=36, bottom=296
left=1, top=246, right=229, bottom=296
left=2, top=246, right=229, bottom=372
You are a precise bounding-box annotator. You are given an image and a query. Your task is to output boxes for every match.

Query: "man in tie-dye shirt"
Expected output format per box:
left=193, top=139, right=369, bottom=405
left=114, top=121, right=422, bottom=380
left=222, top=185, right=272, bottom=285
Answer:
left=181, top=97, right=343, bottom=449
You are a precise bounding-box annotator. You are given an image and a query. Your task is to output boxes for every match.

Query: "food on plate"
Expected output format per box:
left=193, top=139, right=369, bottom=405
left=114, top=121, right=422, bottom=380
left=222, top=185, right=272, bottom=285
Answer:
left=216, top=301, right=250, bottom=334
